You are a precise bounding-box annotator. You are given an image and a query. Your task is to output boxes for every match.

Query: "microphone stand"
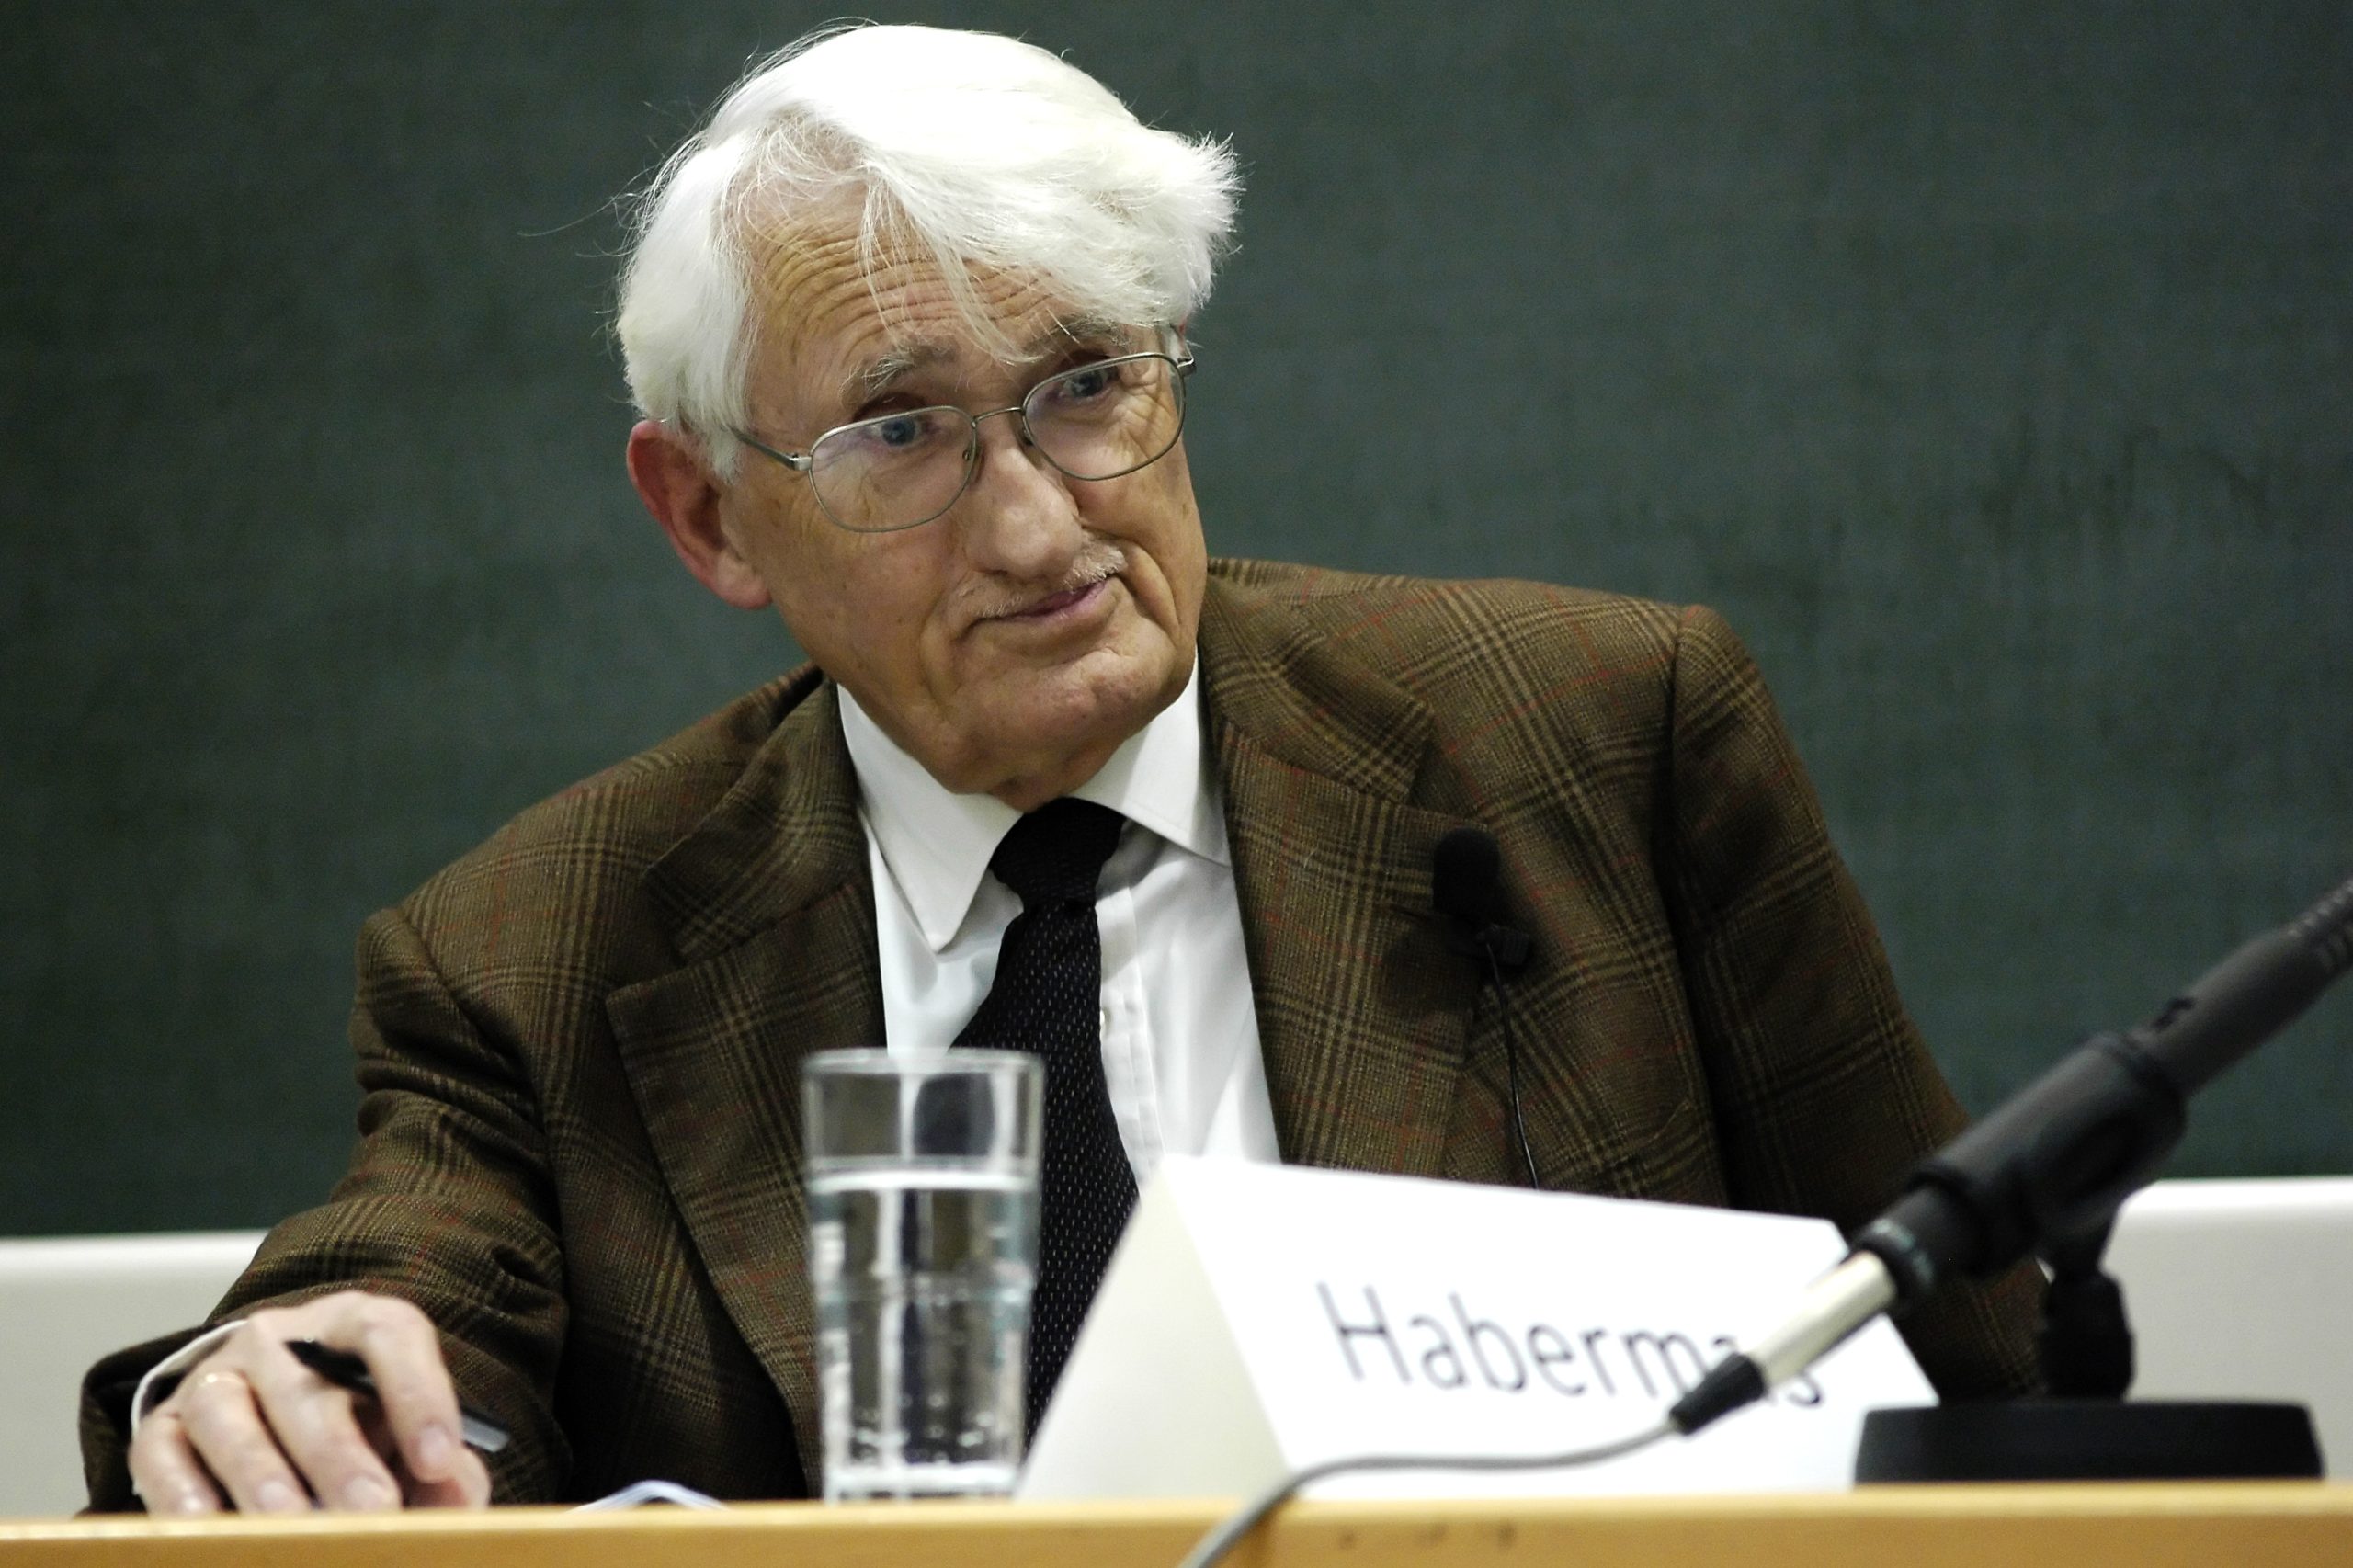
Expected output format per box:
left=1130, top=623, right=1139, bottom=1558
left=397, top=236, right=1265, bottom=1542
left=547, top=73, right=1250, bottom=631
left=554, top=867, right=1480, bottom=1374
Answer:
left=1671, top=871, right=2353, bottom=1482
left=1855, top=1219, right=2324, bottom=1482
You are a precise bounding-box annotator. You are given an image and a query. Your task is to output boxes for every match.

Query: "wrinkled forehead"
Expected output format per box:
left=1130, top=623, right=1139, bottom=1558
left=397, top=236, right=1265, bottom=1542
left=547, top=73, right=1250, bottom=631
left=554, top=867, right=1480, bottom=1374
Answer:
left=740, top=216, right=1123, bottom=426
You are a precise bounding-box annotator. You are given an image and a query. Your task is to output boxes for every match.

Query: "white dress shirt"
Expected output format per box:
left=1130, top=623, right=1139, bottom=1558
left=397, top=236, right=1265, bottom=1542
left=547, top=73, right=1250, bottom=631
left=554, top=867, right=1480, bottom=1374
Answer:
left=838, top=656, right=1281, bottom=1186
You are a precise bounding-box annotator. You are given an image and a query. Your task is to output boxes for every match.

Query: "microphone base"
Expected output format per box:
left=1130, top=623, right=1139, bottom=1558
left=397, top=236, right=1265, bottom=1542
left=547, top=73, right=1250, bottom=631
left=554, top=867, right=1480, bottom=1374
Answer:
left=1855, top=1399, right=2323, bottom=1483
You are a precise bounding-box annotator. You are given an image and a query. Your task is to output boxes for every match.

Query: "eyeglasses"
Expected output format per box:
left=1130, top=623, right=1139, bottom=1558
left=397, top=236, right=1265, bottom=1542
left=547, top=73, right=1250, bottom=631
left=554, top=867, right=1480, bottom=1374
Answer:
left=731, top=338, right=1195, bottom=534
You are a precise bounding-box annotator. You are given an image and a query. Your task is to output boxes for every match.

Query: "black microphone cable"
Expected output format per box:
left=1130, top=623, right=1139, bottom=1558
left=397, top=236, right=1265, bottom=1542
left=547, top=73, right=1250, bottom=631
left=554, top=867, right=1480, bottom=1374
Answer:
left=1433, top=826, right=1541, bottom=1188
left=1476, top=937, right=1542, bottom=1190
left=1172, top=1416, right=1674, bottom=1568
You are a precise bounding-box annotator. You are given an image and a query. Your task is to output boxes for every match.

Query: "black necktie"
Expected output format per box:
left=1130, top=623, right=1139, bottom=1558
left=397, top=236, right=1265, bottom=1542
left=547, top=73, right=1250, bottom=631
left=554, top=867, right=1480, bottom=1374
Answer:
left=953, top=797, right=1134, bottom=1436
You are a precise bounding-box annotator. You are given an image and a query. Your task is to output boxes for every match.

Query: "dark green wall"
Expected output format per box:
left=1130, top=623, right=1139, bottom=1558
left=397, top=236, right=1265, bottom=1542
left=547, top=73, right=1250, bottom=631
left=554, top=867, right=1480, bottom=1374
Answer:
left=5, top=2, right=2347, bottom=1235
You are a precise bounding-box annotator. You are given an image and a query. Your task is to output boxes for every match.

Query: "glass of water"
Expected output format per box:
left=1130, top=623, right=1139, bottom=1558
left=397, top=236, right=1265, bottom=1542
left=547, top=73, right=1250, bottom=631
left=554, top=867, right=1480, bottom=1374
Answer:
left=802, top=1049, right=1041, bottom=1501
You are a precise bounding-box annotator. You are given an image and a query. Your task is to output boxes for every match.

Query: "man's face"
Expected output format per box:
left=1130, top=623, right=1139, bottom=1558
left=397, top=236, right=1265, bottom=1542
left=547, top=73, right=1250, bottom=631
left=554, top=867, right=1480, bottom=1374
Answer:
left=711, top=228, right=1208, bottom=809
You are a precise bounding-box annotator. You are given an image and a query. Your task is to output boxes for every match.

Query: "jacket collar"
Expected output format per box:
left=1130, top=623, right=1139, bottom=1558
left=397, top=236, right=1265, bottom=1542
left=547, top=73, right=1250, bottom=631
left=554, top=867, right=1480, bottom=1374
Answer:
left=636, top=669, right=871, bottom=965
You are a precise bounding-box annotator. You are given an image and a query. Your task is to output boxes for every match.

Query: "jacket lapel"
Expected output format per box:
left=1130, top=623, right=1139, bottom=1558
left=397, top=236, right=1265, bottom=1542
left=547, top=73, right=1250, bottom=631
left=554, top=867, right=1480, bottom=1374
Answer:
left=1199, top=574, right=1484, bottom=1178
left=606, top=678, right=881, bottom=1487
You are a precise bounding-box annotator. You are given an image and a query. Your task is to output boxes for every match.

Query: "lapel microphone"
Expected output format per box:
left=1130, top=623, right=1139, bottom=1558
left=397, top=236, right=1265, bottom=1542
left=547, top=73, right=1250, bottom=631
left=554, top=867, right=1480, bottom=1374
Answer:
left=1433, top=828, right=1532, bottom=974
left=1432, top=827, right=1540, bottom=1187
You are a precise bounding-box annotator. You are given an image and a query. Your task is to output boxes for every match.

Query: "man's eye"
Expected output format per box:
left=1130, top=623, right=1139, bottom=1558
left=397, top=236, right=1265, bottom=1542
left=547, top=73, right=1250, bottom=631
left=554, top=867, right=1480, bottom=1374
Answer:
left=857, top=409, right=951, bottom=449
left=1043, top=363, right=1120, bottom=407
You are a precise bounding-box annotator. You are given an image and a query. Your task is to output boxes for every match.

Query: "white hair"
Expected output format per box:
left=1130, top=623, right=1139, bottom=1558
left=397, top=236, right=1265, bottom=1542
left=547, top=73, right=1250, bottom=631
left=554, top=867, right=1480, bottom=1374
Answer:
left=615, top=24, right=1241, bottom=475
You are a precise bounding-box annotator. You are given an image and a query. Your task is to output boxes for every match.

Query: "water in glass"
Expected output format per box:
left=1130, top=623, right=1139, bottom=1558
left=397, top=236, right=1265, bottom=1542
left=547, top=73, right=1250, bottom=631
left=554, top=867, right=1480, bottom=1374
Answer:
left=810, top=1162, right=1035, bottom=1499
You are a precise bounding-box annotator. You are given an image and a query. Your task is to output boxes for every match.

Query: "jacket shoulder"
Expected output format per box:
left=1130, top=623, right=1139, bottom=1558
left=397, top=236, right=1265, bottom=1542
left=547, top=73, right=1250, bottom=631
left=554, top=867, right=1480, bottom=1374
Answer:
left=1209, top=555, right=1716, bottom=711
left=388, top=667, right=824, bottom=973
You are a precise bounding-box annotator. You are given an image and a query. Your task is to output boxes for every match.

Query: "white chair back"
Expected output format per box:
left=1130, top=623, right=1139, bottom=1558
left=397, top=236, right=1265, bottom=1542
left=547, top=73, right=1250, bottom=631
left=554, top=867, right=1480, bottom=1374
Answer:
left=0, top=1231, right=262, bottom=1517
left=2109, top=1176, right=2353, bottom=1478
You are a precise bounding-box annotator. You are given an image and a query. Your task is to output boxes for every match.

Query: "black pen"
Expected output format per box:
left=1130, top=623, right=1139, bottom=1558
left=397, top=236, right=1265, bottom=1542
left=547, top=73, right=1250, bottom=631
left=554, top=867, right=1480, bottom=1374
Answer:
left=285, top=1337, right=510, bottom=1454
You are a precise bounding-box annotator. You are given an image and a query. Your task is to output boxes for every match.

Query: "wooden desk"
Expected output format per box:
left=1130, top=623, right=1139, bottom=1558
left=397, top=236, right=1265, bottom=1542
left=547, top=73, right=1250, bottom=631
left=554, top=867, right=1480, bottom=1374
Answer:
left=2, top=1486, right=2347, bottom=1567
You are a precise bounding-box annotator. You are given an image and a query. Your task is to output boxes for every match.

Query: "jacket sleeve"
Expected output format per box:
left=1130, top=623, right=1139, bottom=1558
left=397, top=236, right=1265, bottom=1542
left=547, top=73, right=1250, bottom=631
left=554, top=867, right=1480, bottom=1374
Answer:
left=1655, top=604, right=2041, bottom=1400
left=81, top=905, right=571, bottom=1508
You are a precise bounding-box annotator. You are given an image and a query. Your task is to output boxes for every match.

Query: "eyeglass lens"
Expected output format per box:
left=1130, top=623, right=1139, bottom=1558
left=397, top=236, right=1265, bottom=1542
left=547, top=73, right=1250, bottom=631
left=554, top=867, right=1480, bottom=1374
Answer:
left=805, top=353, right=1186, bottom=532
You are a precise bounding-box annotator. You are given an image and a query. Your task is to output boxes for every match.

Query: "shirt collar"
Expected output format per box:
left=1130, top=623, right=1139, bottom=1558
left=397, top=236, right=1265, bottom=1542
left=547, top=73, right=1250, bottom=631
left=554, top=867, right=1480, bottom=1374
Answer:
left=836, top=654, right=1227, bottom=953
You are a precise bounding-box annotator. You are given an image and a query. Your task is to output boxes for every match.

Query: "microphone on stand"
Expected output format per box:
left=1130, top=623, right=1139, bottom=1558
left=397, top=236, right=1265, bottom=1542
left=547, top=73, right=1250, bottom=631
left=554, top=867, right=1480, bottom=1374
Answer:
left=1669, top=870, right=2353, bottom=1477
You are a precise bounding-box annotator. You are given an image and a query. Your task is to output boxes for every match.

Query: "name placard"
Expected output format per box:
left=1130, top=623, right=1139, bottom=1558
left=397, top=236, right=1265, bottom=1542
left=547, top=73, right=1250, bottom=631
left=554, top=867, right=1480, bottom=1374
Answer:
left=1018, top=1157, right=1933, bottom=1501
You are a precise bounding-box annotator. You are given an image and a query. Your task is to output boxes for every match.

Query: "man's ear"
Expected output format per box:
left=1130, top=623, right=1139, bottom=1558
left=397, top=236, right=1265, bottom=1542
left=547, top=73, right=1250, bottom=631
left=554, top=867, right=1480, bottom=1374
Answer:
left=626, top=420, right=772, bottom=610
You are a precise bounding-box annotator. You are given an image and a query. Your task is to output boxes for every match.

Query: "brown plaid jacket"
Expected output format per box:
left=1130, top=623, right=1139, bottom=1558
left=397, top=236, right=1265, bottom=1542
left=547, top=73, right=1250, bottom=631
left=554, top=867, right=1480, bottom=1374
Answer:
left=83, top=560, right=2038, bottom=1506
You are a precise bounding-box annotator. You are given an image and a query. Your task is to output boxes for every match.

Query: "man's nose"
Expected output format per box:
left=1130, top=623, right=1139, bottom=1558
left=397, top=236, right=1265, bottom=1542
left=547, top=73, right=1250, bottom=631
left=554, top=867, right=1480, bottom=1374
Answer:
left=955, top=408, right=1084, bottom=574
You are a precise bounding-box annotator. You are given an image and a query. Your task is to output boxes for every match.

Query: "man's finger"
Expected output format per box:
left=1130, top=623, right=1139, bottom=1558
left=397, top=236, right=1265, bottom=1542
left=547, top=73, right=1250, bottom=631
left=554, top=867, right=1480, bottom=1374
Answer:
left=247, top=1344, right=403, bottom=1512
left=127, top=1411, right=227, bottom=1517
left=339, top=1297, right=468, bottom=1488
left=357, top=1402, right=492, bottom=1508
left=404, top=1447, right=492, bottom=1509
left=173, top=1369, right=312, bottom=1516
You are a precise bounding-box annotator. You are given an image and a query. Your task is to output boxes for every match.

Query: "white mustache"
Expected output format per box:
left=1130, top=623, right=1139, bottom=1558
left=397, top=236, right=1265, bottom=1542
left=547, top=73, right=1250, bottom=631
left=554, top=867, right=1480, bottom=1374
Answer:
left=961, top=537, right=1128, bottom=620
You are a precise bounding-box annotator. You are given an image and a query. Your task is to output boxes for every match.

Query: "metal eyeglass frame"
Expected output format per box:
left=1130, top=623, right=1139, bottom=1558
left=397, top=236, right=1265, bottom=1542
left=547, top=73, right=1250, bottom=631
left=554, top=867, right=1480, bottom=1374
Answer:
left=728, top=335, right=1196, bottom=535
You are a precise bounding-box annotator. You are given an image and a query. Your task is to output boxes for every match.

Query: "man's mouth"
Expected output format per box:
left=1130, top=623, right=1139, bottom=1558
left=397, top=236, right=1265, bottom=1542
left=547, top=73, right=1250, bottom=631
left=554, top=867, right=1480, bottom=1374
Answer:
left=964, top=540, right=1130, bottom=630
left=1005, top=579, right=1107, bottom=620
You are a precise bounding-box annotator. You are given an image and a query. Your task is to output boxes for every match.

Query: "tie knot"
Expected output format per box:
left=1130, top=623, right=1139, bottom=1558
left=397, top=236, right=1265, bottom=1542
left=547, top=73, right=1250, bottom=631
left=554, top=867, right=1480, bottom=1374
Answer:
left=989, top=798, right=1125, bottom=907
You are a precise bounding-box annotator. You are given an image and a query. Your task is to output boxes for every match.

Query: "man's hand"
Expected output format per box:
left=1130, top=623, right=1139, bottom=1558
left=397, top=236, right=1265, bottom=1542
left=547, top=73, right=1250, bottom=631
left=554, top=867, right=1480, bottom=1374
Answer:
left=128, top=1291, right=493, bottom=1514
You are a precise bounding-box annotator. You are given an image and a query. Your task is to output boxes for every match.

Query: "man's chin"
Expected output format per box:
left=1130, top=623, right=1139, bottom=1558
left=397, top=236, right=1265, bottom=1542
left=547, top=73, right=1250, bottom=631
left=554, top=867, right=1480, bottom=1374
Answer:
left=940, top=650, right=1185, bottom=799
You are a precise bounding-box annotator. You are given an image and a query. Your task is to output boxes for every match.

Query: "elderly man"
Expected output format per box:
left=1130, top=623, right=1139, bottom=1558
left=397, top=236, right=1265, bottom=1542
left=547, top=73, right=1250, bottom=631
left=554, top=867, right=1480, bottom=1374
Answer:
left=85, top=24, right=2035, bottom=1513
